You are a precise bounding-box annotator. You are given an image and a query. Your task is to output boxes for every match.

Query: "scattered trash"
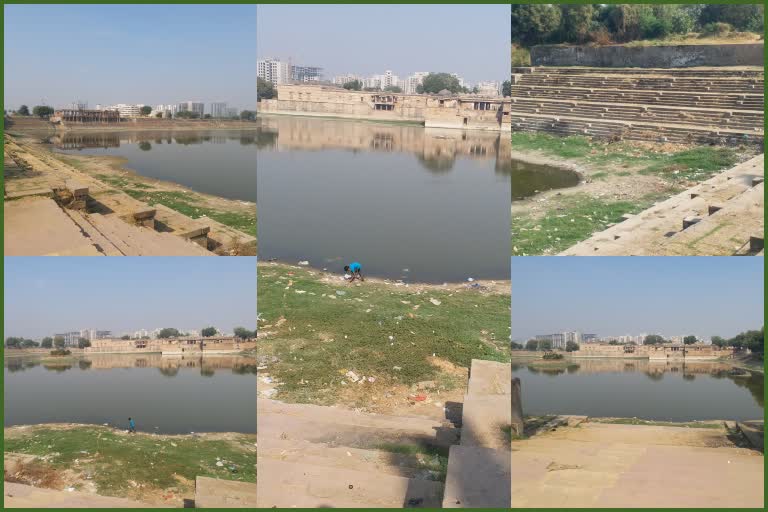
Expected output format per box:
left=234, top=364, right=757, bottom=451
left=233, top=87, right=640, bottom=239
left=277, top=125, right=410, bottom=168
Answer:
left=298, top=260, right=309, bottom=266
left=336, top=290, right=346, bottom=296
left=295, top=290, right=306, bottom=294
left=410, top=393, right=428, bottom=402
left=345, top=370, right=360, bottom=383
left=216, top=461, right=224, bottom=467
left=429, top=298, right=441, bottom=306
left=393, top=366, right=402, bottom=371
left=467, top=277, right=474, bottom=282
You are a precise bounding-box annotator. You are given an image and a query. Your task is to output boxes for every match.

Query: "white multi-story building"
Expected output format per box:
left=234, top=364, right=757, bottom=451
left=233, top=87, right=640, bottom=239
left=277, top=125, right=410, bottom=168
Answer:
left=150, top=104, right=178, bottom=118
left=333, top=74, right=362, bottom=87
left=258, top=58, right=292, bottom=85
left=476, top=80, right=501, bottom=97
left=210, top=102, right=228, bottom=118
left=106, top=103, right=145, bottom=118
left=177, top=101, right=204, bottom=117
left=405, top=72, right=429, bottom=94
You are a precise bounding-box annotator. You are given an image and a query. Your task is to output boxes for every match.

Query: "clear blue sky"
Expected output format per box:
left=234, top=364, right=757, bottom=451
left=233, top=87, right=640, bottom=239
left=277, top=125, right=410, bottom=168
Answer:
left=511, top=257, right=763, bottom=341
left=4, top=257, right=257, bottom=339
left=257, top=4, right=510, bottom=84
left=4, top=4, right=257, bottom=110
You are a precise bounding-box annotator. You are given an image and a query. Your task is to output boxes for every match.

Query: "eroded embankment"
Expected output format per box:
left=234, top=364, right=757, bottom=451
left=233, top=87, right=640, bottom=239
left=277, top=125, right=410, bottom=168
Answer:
left=4, top=424, right=256, bottom=506
left=257, top=261, right=510, bottom=417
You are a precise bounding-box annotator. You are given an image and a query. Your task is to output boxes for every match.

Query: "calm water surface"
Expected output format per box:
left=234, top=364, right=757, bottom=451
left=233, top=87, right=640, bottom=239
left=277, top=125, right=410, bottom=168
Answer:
left=511, top=159, right=580, bottom=200
left=257, top=116, right=511, bottom=282
left=4, top=354, right=257, bottom=434
left=52, top=130, right=257, bottom=203
left=514, top=359, right=763, bottom=421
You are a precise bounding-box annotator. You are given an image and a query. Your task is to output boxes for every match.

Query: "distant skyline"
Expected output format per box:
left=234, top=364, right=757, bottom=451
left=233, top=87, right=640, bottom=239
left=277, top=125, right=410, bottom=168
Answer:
left=4, top=5, right=257, bottom=110
left=257, top=4, right=510, bottom=84
left=4, top=258, right=257, bottom=339
left=511, top=257, right=763, bottom=341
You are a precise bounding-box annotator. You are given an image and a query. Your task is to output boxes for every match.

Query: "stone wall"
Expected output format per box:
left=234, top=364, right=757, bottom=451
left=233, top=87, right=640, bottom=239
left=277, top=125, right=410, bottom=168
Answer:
left=261, top=84, right=511, bottom=131
left=574, top=343, right=734, bottom=360
left=531, top=43, right=764, bottom=68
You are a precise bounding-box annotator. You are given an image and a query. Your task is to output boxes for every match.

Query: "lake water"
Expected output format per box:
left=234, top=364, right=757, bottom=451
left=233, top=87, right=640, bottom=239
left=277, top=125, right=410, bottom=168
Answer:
left=256, top=115, right=511, bottom=283
left=513, top=359, right=763, bottom=421
left=511, top=159, right=580, bottom=201
left=51, top=130, right=258, bottom=203
left=4, top=354, right=257, bottom=434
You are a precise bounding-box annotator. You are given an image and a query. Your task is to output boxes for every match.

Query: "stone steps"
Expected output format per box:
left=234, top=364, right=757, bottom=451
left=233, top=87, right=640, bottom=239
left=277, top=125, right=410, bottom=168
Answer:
left=527, top=66, right=765, bottom=78
left=258, top=437, right=444, bottom=480
left=257, top=458, right=445, bottom=508
left=562, top=154, right=764, bottom=256
left=78, top=212, right=213, bottom=256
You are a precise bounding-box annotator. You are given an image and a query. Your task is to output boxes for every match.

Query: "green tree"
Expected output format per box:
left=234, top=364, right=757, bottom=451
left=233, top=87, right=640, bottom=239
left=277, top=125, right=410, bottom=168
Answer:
left=257, top=77, right=276, bottom=101
left=53, top=336, right=65, bottom=349
left=22, top=339, right=39, bottom=348
left=565, top=341, right=580, bottom=352
left=138, top=141, right=152, bottom=151
left=5, top=337, right=23, bottom=348
left=139, top=105, right=152, bottom=116
left=342, top=80, right=362, bottom=91
left=120, top=335, right=131, bottom=340
left=383, top=85, right=402, bottom=93
left=158, top=328, right=181, bottom=339
left=683, top=335, right=698, bottom=345
left=501, top=80, right=512, bottom=97
left=17, top=105, right=30, bottom=116
left=240, top=110, right=256, bottom=121
left=511, top=4, right=562, bottom=46
left=525, top=339, right=538, bottom=351
left=78, top=338, right=91, bottom=349
left=511, top=341, right=523, bottom=350
left=418, top=73, right=463, bottom=95
left=41, top=337, right=53, bottom=349
left=538, top=339, right=553, bottom=351
left=711, top=335, right=727, bottom=348
left=560, top=4, right=596, bottom=43
left=175, top=110, right=199, bottom=119
left=644, top=334, right=665, bottom=345
left=699, top=4, right=764, bottom=32
left=201, top=326, right=218, bottom=337
left=233, top=327, right=254, bottom=340
left=32, top=105, right=54, bottom=118
left=203, top=114, right=212, bottom=119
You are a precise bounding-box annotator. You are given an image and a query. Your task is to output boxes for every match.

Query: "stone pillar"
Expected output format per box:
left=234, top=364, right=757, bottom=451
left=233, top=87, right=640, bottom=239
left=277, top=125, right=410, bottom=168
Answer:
left=511, top=377, right=524, bottom=436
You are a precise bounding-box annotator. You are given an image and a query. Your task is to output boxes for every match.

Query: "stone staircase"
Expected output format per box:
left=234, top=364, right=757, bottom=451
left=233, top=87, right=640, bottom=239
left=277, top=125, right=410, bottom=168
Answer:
left=442, top=359, right=512, bottom=508
left=510, top=66, right=764, bottom=146
left=562, top=154, right=764, bottom=256
left=256, top=399, right=455, bottom=508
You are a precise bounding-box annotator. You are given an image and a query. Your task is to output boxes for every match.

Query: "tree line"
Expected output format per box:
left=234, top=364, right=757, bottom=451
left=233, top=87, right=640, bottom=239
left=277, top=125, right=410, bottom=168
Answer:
left=9, top=104, right=255, bottom=121
left=511, top=4, right=764, bottom=48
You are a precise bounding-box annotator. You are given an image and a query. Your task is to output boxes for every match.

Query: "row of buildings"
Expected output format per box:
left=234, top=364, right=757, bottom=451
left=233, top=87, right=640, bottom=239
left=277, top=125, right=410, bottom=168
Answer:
left=46, top=327, right=231, bottom=347
left=63, top=101, right=240, bottom=119
left=533, top=331, right=709, bottom=349
left=257, top=57, right=503, bottom=96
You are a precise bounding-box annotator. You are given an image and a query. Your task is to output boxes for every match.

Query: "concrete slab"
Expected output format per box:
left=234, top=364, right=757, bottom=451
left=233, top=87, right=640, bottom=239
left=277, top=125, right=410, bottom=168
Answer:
left=4, top=197, right=102, bottom=256
left=467, top=359, right=511, bottom=396
left=3, top=482, right=157, bottom=508
left=256, top=458, right=444, bottom=508
left=460, top=395, right=512, bottom=450
left=442, top=445, right=511, bottom=508
left=512, top=422, right=764, bottom=508
left=193, top=476, right=256, bottom=508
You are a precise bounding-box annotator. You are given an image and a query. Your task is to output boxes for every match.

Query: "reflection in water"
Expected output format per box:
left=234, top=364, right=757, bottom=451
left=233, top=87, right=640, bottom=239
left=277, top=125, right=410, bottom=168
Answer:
left=4, top=354, right=257, bottom=434
left=511, top=159, right=580, bottom=200
left=513, top=358, right=764, bottom=421
left=257, top=115, right=511, bottom=282
left=51, top=130, right=257, bottom=203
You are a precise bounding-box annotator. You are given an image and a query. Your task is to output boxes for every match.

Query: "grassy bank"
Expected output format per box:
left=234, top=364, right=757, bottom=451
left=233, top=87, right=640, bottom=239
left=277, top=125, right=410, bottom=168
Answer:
left=511, top=132, right=748, bottom=255
left=4, top=425, right=256, bottom=503
left=257, top=262, right=510, bottom=408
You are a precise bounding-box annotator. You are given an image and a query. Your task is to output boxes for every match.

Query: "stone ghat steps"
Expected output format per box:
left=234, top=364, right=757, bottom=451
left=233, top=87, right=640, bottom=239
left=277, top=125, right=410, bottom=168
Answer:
left=511, top=98, right=763, bottom=132
left=517, top=74, right=763, bottom=93
left=561, top=154, right=764, bottom=256
left=258, top=398, right=457, bottom=449
left=257, top=458, right=445, bottom=508
left=527, top=66, right=765, bottom=78
left=258, top=437, right=446, bottom=480
left=510, top=114, right=762, bottom=146
left=68, top=210, right=213, bottom=256
left=661, top=182, right=764, bottom=256
left=257, top=399, right=451, bottom=508
left=511, top=85, right=764, bottom=110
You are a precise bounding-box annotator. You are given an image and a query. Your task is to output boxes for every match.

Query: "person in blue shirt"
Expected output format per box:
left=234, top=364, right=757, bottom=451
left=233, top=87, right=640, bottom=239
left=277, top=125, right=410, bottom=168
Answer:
left=128, top=417, right=136, bottom=433
left=344, top=261, right=364, bottom=282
